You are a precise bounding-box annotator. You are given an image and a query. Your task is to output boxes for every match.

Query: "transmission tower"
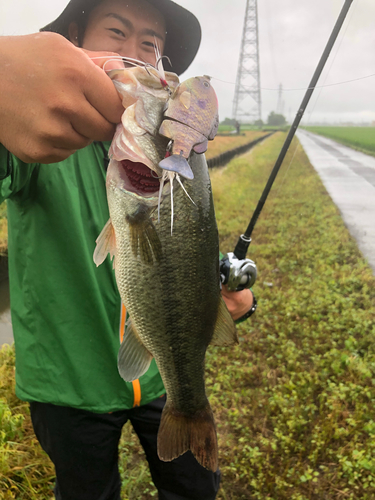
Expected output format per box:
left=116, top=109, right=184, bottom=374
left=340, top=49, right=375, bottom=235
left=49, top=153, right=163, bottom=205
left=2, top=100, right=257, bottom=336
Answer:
left=232, top=0, right=262, bottom=123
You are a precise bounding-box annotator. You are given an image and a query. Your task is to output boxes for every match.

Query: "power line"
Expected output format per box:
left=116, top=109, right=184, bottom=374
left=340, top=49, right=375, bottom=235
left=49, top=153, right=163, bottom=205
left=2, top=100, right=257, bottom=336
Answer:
left=214, top=71, right=375, bottom=92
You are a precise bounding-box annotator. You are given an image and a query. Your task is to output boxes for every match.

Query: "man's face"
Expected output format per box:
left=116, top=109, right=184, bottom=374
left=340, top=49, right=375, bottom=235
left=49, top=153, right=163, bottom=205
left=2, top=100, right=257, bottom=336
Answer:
left=70, top=0, right=166, bottom=65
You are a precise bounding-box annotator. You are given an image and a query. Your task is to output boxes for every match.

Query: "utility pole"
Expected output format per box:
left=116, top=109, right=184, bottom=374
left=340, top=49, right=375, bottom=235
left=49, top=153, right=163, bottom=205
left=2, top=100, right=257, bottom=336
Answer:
left=276, top=84, right=284, bottom=115
left=232, top=0, right=262, bottom=124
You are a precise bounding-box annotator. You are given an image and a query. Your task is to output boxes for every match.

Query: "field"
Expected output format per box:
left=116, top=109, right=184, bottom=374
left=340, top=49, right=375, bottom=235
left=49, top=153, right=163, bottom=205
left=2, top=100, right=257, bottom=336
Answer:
left=304, top=126, right=375, bottom=156
left=2, top=132, right=375, bottom=498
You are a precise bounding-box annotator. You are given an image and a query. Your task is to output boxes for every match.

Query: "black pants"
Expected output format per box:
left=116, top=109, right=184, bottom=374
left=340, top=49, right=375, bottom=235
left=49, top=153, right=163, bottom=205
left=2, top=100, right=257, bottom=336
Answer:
left=30, top=395, right=220, bottom=500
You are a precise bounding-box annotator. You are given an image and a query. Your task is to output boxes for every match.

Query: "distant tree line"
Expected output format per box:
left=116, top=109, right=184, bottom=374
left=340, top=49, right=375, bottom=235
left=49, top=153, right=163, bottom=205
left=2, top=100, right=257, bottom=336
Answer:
left=221, top=111, right=287, bottom=128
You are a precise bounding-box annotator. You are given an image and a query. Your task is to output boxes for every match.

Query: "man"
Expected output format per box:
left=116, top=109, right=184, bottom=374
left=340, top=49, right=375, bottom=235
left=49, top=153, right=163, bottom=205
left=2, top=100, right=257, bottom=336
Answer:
left=0, top=1, right=255, bottom=499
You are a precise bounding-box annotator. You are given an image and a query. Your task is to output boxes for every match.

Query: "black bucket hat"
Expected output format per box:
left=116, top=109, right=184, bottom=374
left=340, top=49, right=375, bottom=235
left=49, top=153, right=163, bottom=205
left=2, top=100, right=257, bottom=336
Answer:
left=40, top=0, right=201, bottom=75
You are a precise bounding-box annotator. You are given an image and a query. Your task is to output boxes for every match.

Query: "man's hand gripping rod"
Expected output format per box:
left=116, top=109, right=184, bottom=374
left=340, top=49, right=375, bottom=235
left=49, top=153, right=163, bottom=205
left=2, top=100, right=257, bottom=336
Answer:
left=220, top=0, right=354, bottom=291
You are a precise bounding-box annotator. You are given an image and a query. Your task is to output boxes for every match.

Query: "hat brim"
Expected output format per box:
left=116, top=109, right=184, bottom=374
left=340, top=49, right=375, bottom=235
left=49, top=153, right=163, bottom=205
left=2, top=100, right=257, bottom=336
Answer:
left=40, top=0, right=201, bottom=75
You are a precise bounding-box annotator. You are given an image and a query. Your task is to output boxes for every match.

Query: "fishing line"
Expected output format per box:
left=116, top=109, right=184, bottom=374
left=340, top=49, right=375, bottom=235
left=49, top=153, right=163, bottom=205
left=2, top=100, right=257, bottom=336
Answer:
left=272, top=141, right=300, bottom=200
left=237, top=0, right=357, bottom=210
left=89, top=55, right=147, bottom=72
left=263, top=0, right=279, bottom=85
left=286, top=0, right=357, bottom=182
left=231, top=0, right=355, bottom=260
left=270, top=4, right=356, bottom=206
left=305, top=0, right=358, bottom=124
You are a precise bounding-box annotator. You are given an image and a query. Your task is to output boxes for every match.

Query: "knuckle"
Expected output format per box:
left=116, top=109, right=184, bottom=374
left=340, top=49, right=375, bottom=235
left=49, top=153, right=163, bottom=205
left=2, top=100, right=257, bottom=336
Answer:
left=21, top=145, right=66, bottom=164
left=98, top=124, right=116, bottom=142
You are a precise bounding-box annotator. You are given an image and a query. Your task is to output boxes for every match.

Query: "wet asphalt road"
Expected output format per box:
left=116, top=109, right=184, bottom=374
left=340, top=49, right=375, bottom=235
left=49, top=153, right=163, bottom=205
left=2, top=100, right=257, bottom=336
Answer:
left=297, top=130, right=375, bottom=274
left=1, top=131, right=375, bottom=346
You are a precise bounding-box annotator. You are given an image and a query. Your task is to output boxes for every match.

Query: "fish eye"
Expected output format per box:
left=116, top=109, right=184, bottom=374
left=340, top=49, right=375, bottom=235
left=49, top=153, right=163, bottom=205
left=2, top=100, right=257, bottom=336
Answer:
left=203, top=81, right=210, bottom=88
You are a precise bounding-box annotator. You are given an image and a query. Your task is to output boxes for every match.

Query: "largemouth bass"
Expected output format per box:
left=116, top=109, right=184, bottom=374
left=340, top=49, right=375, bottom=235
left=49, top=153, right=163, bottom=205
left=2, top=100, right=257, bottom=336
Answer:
left=94, top=66, right=237, bottom=471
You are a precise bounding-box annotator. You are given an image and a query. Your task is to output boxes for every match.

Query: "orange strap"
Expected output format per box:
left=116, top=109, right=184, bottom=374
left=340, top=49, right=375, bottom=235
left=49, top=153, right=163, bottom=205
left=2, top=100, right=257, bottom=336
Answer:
left=119, top=303, right=141, bottom=407
left=119, top=303, right=127, bottom=343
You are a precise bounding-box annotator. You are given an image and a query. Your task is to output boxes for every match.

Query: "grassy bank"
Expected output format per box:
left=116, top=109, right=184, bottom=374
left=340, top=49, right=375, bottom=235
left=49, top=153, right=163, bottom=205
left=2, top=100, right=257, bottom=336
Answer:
left=304, top=126, right=375, bottom=156
left=2, top=133, right=375, bottom=498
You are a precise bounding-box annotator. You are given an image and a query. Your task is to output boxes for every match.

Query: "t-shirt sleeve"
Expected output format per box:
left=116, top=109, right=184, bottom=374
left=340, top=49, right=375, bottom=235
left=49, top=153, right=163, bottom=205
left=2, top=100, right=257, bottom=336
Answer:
left=0, top=144, right=37, bottom=203
left=0, top=144, right=11, bottom=181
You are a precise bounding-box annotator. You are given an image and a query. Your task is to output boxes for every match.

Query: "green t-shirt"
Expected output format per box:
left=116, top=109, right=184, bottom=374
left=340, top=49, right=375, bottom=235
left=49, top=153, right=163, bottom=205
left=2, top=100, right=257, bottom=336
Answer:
left=0, top=142, right=165, bottom=412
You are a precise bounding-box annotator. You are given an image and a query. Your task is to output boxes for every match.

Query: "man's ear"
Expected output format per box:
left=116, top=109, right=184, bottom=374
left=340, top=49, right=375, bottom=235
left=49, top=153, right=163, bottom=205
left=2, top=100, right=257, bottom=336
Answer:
left=68, top=22, right=80, bottom=47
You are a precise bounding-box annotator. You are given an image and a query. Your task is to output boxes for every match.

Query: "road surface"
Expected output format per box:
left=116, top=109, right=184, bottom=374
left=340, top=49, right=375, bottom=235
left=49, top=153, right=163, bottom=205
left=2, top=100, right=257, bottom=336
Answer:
left=297, top=129, right=375, bottom=273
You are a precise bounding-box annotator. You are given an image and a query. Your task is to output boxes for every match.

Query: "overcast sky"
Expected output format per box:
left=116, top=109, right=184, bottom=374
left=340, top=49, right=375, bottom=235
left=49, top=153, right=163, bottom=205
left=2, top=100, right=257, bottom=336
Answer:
left=1, top=0, right=374, bottom=124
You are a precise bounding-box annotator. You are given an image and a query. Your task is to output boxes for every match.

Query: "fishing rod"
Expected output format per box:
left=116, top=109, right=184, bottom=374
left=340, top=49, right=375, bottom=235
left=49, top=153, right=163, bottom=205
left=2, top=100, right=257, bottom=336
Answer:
left=221, top=0, right=354, bottom=291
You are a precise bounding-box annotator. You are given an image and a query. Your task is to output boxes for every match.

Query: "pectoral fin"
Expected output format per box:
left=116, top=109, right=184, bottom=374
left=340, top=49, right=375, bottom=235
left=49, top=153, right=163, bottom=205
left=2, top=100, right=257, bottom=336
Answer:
left=93, top=219, right=116, bottom=268
left=126, top=206, right=162, bottom=264
left=210, top=297, right=238, bottom=347
left=118, top=318, right=153, bottom=382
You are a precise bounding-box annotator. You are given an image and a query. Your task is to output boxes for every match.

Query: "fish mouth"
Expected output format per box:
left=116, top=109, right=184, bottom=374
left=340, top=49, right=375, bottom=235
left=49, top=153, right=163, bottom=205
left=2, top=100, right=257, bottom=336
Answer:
left=119, top=159, right=161, bottom=197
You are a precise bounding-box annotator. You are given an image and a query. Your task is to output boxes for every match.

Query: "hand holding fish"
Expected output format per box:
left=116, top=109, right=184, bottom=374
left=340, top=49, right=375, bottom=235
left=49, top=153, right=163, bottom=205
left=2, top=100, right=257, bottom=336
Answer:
left=221, top=286, right=254, bottom=321
left=0, top=32, right=123, bottom=163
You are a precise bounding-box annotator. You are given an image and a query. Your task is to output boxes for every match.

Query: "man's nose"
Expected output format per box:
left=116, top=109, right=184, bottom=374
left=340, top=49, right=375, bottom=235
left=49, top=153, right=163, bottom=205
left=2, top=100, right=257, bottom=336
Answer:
left=120, top=40, right=140, bottom=65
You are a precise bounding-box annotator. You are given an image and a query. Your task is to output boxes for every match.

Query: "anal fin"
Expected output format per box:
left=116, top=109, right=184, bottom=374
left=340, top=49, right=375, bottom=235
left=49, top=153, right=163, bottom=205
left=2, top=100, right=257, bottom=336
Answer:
left=118, top=318, right=153, bottom=382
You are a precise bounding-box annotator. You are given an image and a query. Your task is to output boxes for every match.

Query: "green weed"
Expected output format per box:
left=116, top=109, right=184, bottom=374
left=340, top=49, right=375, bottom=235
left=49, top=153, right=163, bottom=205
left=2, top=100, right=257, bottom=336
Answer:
left=208, top=133, right=375, bottom=499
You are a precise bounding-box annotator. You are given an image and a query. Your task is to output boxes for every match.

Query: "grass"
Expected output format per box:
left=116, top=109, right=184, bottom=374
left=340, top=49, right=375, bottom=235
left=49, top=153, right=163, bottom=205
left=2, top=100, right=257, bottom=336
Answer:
left=304, top=126, right=375, bottom=156
left=210, top=133, right=375, bottom=498
left=1, top=132, right=375, bottom=498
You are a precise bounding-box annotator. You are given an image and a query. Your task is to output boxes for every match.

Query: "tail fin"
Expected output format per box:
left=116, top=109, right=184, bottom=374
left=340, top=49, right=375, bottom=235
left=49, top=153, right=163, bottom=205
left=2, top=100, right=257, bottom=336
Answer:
left=157, top=401, right=218, bottom=472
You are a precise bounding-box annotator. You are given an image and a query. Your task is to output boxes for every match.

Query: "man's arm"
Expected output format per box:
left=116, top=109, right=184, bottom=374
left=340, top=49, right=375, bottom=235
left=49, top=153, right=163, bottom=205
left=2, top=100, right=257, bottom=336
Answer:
left=0, top=32, right=124, bottom=164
